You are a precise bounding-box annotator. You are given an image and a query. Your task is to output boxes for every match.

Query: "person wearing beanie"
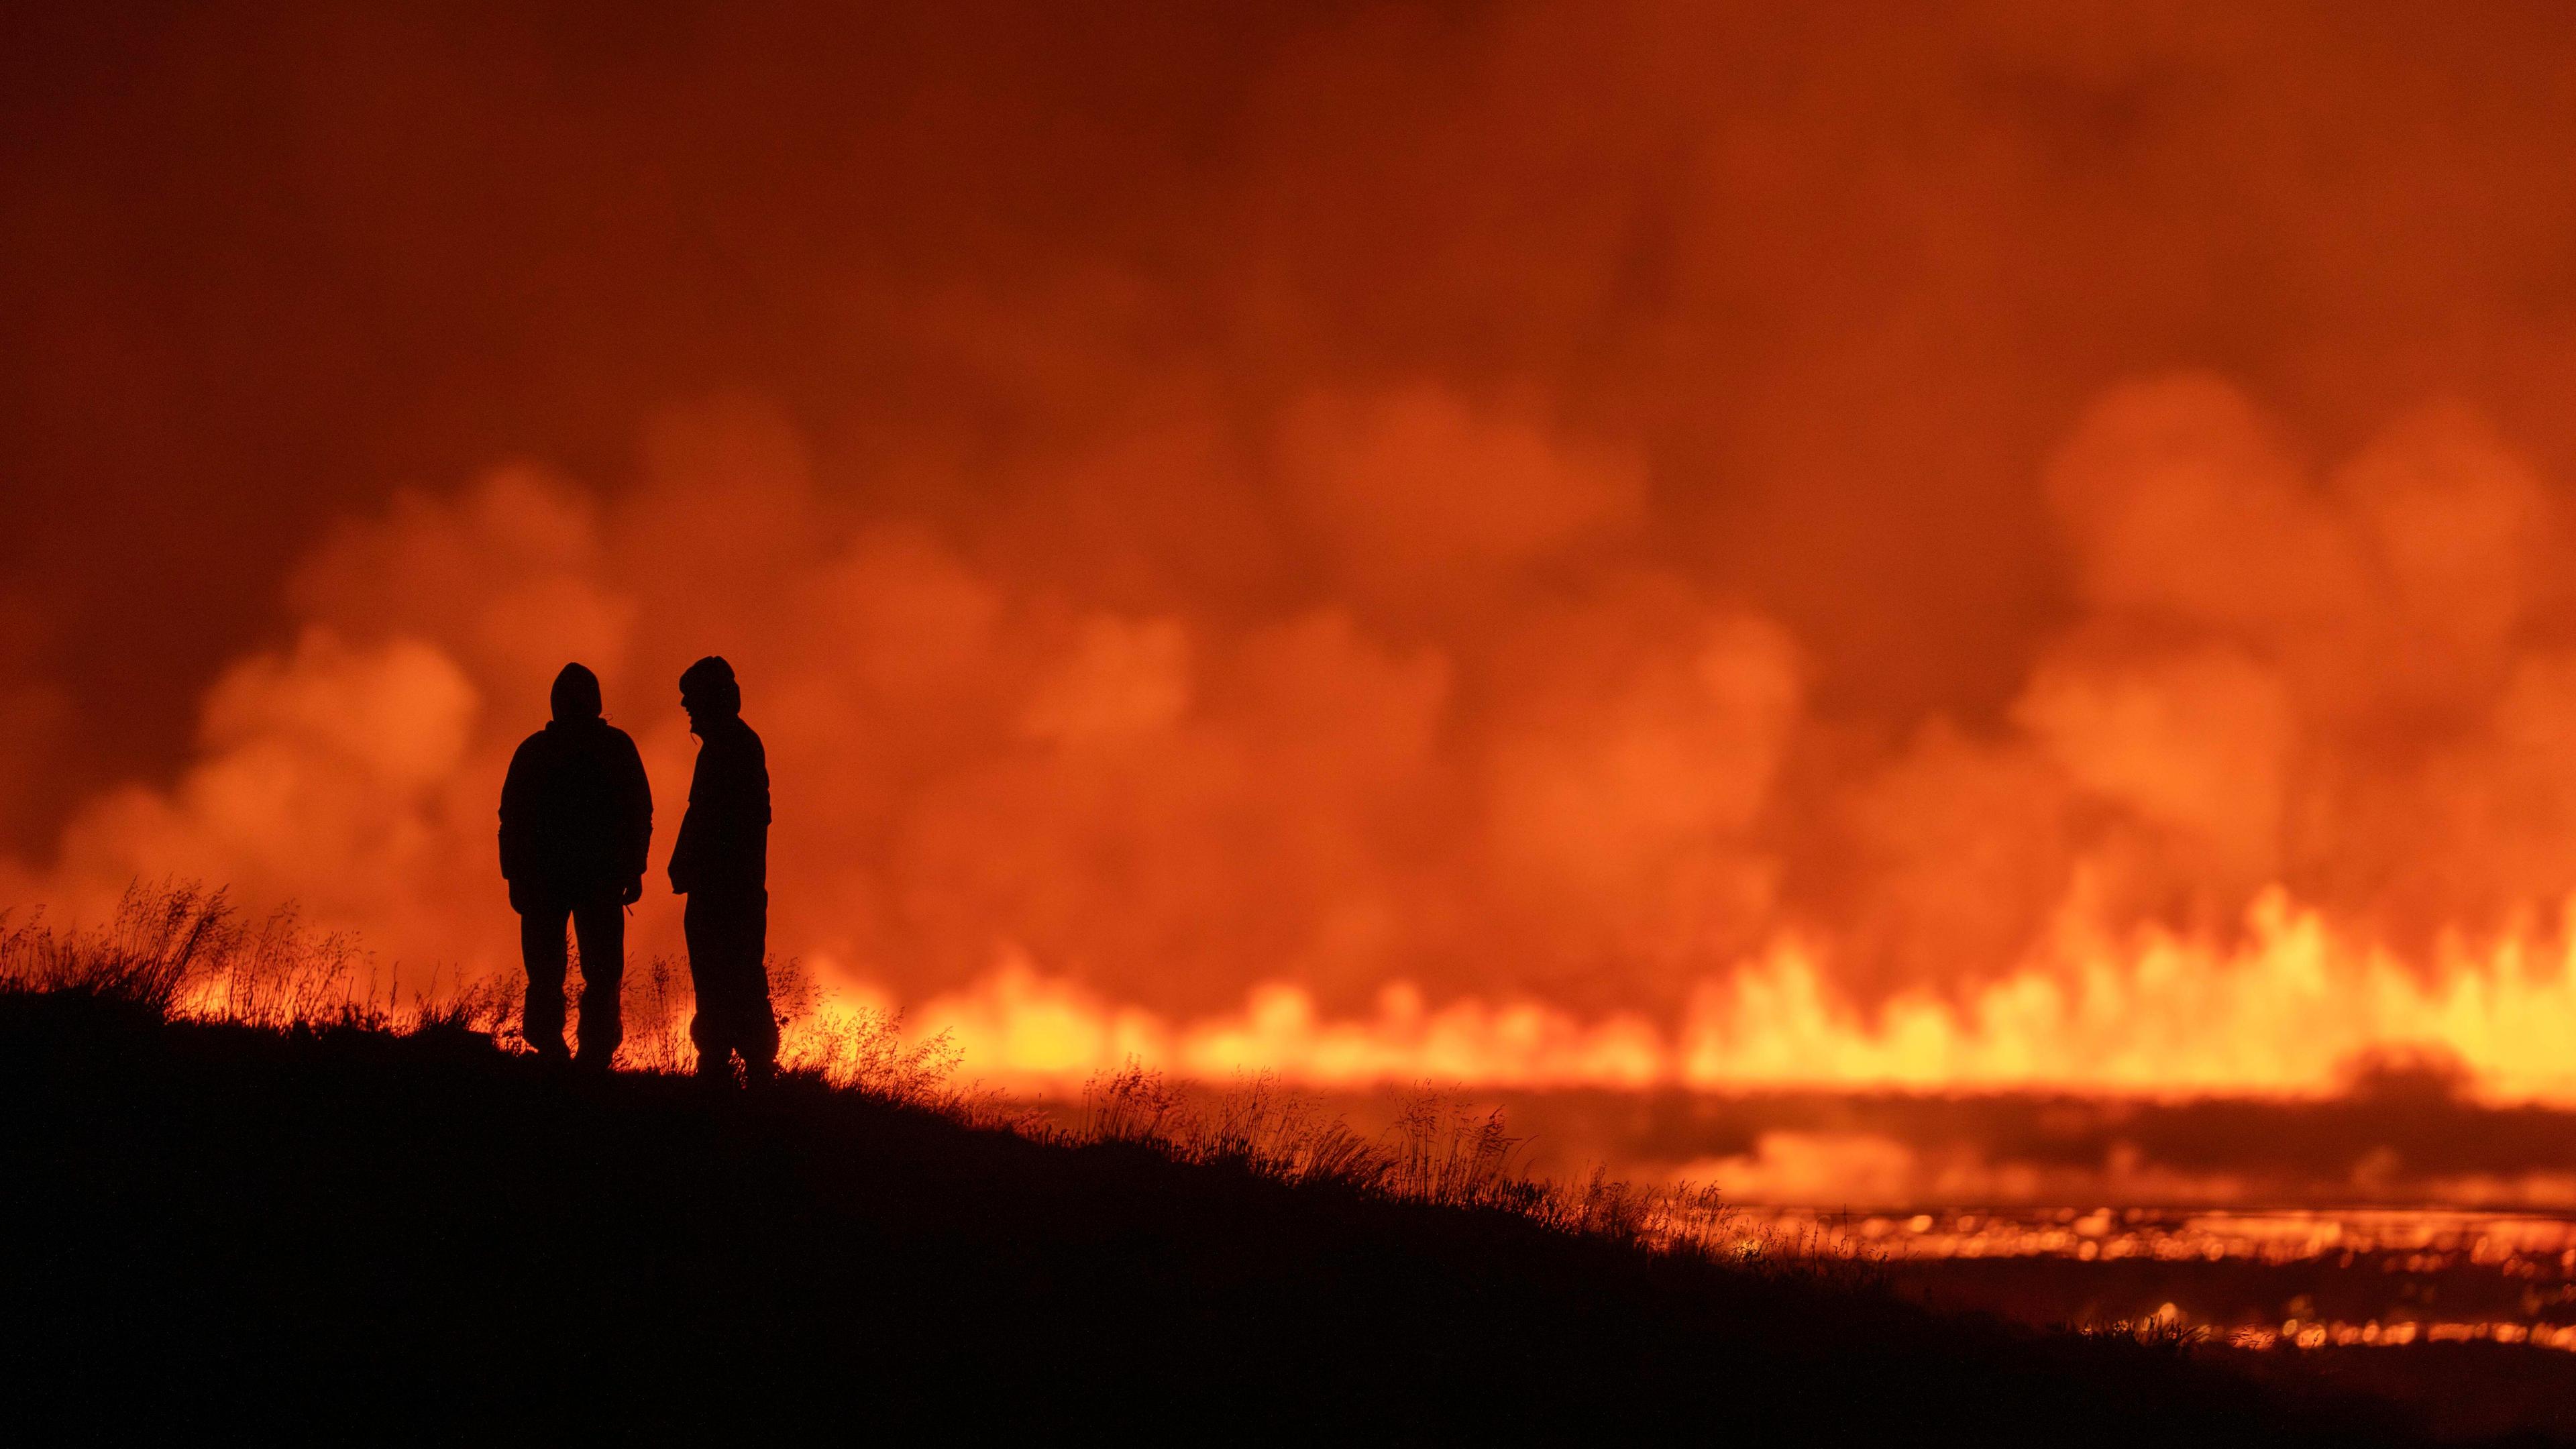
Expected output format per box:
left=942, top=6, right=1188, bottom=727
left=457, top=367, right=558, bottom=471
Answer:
left=667, top=655, right=775, bottom=1083
left=498, top=662, right=652, bottom=1067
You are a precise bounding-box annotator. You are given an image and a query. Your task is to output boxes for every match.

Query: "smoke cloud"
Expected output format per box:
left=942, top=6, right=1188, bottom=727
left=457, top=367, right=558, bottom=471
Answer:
left=15, top=3, right=2576, bottom=1081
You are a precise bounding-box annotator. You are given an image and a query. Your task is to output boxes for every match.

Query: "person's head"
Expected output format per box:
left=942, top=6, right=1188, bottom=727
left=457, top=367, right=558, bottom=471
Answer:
left=550, top=662, right=603, bottom=724
left=679, top=655, right=741, bottom=728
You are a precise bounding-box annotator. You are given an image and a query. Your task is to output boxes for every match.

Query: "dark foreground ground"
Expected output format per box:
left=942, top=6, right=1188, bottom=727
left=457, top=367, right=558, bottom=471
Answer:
left=0, top=992, right=2539, bottom=1445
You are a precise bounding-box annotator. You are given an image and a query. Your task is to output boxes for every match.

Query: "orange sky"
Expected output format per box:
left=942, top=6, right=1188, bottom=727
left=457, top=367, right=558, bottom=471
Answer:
left=13, top=3, right=2576, bottom=1073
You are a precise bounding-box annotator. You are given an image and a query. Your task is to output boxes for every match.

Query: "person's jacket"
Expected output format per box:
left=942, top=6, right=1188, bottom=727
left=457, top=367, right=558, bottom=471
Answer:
left=669, top=714, right=768, bottom=894
left=498, top=718, right=652, bottom=898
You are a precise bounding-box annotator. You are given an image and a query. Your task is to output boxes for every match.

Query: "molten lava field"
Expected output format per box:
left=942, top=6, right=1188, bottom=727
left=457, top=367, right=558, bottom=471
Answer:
left=1, top=987, right=2570, bottom=1445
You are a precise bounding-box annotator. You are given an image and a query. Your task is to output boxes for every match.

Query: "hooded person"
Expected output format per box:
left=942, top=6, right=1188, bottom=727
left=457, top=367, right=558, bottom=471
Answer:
left=667, top=655, right=775, bottom=1083
left=498, top=663, right=652, bottom=1067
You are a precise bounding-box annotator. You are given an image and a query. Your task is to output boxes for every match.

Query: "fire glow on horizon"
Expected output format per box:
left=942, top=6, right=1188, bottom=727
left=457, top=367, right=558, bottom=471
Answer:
left=840, top=889, right=2576, bottom=1099
left=21, top=6, right=2576, bottom=1114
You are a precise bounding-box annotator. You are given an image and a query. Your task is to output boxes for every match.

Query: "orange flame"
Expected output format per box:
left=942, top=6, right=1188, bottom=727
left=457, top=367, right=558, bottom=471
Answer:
left=833, top=889, right=2576, bottom=1099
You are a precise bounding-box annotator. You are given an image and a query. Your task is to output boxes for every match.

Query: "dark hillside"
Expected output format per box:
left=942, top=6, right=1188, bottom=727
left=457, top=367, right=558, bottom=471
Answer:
left=0, top=991, right=2483, bottom=1444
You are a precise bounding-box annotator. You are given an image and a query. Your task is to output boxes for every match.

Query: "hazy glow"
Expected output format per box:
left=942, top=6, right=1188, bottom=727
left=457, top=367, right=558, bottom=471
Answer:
left=15, top=7, right=2576, bottom=1102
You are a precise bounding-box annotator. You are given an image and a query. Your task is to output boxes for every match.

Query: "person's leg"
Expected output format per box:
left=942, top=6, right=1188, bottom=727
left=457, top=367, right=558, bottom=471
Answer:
left=684, top=891, right=733, bottom=1078
left=569, top=894, right=625, bottom=1069
left=519, top=897, right=572, bottom=1060
left=686, top=888, right=775, bottom=1081
left=730, top=889, right=775, bottom=1079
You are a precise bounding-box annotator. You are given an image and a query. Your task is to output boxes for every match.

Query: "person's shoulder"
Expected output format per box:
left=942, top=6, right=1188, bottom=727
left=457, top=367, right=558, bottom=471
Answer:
left=508, top=729, right=551, bottom=763
left=600, top=722, right=643, bottom=753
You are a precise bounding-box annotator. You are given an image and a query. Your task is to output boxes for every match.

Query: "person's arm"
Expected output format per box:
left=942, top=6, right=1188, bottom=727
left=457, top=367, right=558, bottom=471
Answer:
left=668, top=751, right=701, bottom=896
left=616, top=731, right=652, bottom=902
left=746, top=731, right=772, bottom=884
left=498, top=738, right=533, bottom=881
left=498, top=737, right=534, bottom=912
left=715, top=733, right=771, bottom=857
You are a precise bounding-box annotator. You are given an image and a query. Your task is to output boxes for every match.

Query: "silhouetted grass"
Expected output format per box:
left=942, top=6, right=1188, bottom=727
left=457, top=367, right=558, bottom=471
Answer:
left=1063, top=1058, right=1864, bottom=1285
left=0, top=879, right=517, bottom=1032
left=0, top=884, right=1849, bottom=1271
left=0, top=884, right=2510, bottom=1442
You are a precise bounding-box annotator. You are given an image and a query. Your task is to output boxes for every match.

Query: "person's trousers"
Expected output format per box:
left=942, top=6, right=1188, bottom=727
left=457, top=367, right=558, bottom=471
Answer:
left=685, top=886, right=774, bottom=1074
left=519, top=892, right=625, bottom=1063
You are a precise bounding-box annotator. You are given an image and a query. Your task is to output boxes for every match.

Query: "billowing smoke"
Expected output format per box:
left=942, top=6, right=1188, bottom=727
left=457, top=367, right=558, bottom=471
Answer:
left=13, top=3, right=2576, bottom=1085
left=6, top=391, right=1798, bottom=1015
left=15, top=375, right=2576, bottom=1032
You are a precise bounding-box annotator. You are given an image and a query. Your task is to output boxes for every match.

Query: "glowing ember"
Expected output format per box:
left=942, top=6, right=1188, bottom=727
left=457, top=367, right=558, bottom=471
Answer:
left=1731, top=1205, right=2576, bottom=1347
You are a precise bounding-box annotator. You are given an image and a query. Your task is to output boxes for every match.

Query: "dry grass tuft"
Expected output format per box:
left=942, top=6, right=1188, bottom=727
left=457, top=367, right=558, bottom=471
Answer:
left=1069, top=1056, right=1883, bottom=1282
left=5, top=881, right=354, bottom=1022
left=3, top=881, right=1873, bottom=1283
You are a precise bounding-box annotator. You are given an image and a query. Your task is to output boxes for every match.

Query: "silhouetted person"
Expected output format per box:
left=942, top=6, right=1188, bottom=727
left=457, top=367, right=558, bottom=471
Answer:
left=669, top=655, right=775, bottom=1083
left=499, top=663, right=651, bottom=1068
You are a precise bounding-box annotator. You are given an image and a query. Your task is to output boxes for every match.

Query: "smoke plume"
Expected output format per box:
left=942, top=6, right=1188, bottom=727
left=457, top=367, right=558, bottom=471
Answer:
left=14, top=3, right=2576, bottom=1087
